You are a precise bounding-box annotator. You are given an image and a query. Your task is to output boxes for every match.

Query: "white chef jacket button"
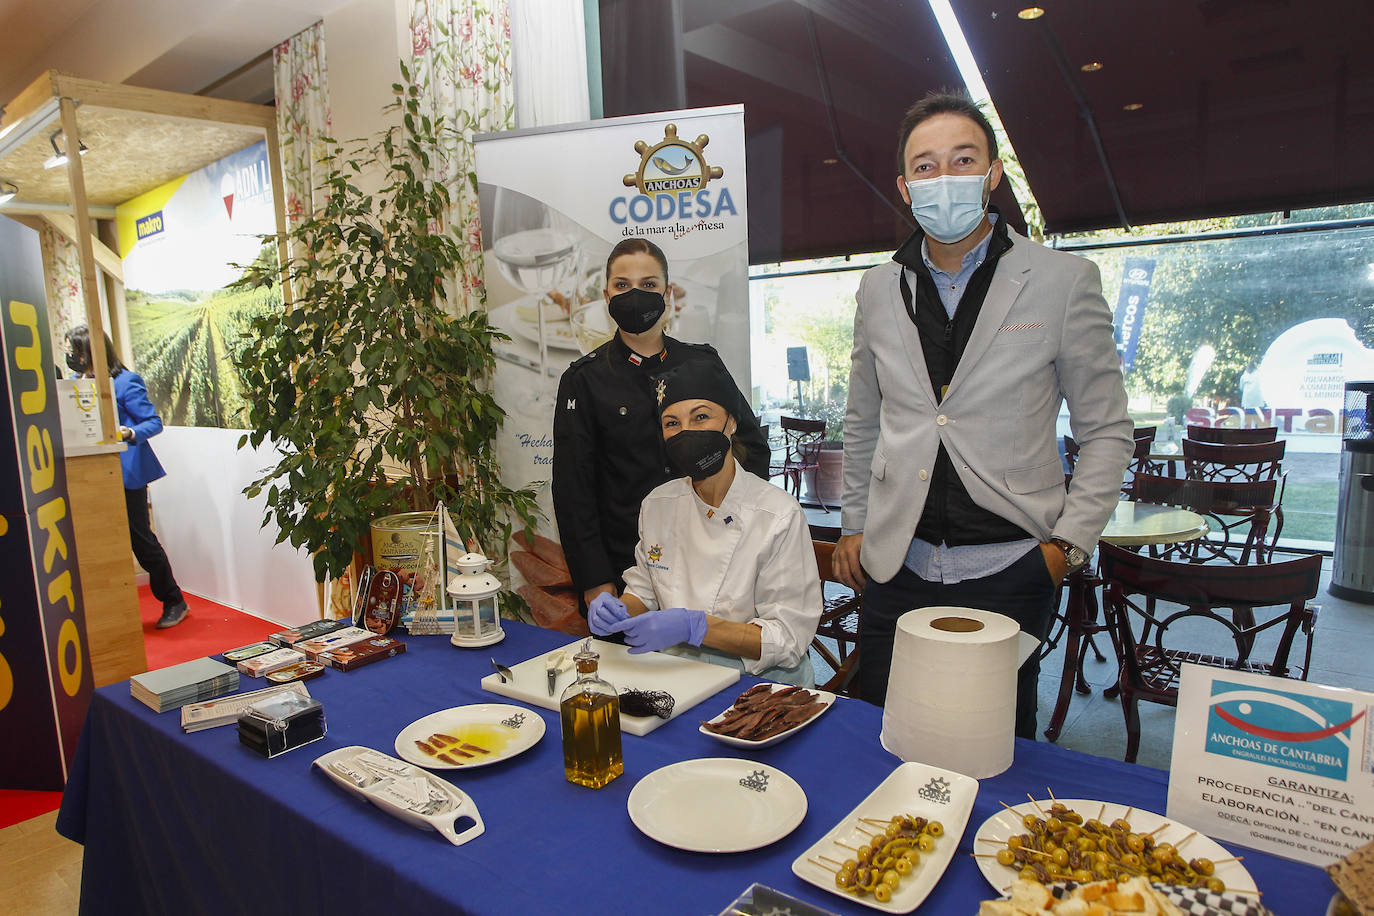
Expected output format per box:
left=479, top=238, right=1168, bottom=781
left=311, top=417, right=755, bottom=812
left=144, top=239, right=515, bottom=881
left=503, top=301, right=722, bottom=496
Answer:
left=935, top=414, right=948, bottom=425
left=918, top=469, right=929, bottom=480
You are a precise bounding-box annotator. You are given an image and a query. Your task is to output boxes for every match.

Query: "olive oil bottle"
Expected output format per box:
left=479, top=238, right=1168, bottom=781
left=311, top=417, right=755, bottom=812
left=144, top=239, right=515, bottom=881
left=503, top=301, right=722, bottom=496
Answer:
left=559, top=643, right=623, bottom=788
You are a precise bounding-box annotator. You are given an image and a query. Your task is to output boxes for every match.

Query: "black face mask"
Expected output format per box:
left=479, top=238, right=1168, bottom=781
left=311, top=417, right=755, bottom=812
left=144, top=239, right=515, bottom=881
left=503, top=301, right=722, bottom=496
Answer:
left=66, top=350, right=88, bottom=374
left=664, top=428, right=731, bottom=481
left=608, top=287, right=666, bottom=335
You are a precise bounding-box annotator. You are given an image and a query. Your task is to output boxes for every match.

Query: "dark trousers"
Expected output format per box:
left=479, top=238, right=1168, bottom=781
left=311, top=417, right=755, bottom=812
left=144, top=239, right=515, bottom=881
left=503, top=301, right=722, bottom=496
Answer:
left=124, top=486, right=184, bottom=610
left=859, top=545, right=1058, bottom=740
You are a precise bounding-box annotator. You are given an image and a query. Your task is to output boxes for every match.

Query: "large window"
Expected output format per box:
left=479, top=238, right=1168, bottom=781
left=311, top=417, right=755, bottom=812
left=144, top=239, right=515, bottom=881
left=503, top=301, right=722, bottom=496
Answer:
left=749, top=212, right=1374, bottom=549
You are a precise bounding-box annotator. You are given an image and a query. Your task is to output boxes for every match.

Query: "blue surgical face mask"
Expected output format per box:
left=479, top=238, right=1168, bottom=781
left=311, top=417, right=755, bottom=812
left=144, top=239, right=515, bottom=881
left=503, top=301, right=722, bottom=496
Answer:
left=905, top=167, right=993, bottom=244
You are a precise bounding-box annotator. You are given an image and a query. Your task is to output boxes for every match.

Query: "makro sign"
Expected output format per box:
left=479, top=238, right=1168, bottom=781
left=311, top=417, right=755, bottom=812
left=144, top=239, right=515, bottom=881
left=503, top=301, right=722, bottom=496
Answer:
left=1205, top=680, right=1362, bottom=780
left=135, top=210, right=165, bottom=241
left=0, top=215, right=92, bottom=789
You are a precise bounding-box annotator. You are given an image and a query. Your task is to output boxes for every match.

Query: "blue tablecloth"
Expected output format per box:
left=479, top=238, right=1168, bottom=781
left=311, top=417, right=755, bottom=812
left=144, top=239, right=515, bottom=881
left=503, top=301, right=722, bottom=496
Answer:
left=56, top=621, right=1332, bottom=915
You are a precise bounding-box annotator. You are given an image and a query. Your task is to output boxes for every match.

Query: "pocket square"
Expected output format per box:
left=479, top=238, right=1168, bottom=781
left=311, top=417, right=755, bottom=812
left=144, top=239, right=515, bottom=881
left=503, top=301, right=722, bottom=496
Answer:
left=997, top=321, right=1045, bottom=333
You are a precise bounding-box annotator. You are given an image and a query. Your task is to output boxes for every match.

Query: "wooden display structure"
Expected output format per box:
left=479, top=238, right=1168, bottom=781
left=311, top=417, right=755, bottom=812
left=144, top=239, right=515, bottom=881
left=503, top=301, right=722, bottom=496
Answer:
left=0, top=71, right=290, bottom=687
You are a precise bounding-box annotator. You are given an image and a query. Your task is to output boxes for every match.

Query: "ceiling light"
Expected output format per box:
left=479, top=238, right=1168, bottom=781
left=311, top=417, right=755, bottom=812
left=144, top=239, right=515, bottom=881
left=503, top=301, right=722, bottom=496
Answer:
left=0, top=181, right=16, bottom=205
left=822, top=157, right=838, bottom=165
left=1123, top=102, right=1144, bottom=111
left=1017, top=7, right=1045, bottom=20
left=1080, top=61, right=1103, bottom=72
left=42, top=129, right=87, bottom=170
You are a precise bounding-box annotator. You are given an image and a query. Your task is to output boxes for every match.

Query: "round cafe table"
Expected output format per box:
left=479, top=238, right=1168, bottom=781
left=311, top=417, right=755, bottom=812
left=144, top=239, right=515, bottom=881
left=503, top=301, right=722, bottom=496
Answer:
left=1042, top=501, right=1209, bottom=742
left=1099, top=500, right=1209, bottom=547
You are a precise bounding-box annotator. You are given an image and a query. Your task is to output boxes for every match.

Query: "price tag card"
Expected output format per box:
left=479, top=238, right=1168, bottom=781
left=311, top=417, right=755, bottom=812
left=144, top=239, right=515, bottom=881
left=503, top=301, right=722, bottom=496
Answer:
left=1168, top=663, right=1374, bottom=867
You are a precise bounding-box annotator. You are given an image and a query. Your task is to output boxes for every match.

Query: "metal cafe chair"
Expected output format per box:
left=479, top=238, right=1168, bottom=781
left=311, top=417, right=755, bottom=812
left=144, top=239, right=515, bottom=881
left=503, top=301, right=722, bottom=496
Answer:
left=1186, top=424, right=1279, bottom=444
left=769, top=416, right=827, bottom=509
left=1099, top=542, right=1321, bottom=763
left=809, top=539, right=861, bottom=698
left=1130, top=473, right=1282, bottom=565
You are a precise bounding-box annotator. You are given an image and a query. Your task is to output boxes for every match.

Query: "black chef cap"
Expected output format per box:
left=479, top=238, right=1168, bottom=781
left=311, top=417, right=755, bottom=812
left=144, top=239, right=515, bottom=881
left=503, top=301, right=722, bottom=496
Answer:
left=652, top=358, right=740, bottom=419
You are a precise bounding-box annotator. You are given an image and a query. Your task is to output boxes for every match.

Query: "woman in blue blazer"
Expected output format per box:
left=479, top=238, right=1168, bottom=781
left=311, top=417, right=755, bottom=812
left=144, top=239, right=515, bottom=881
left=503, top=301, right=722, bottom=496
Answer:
left=66, top=326, right=189, bottom=628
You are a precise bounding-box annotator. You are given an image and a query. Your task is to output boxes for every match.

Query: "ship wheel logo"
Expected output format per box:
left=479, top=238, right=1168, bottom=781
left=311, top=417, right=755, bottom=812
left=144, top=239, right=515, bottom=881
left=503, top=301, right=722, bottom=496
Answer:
left=623, top=124, right=724, bottom=198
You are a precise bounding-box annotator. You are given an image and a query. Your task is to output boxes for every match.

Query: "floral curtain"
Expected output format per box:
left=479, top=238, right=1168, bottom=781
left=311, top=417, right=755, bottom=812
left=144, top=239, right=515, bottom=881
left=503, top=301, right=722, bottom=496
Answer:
left=408, top=0, right=514, bottom=313
left=39, top=225, right=85, bottom=357
left=273, top=21, right=333, bottom=256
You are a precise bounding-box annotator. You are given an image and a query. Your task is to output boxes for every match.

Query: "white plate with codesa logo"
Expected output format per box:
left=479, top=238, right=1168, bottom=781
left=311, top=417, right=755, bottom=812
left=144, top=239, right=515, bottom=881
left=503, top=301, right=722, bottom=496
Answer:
left=791, top=761, right=978, bottom=913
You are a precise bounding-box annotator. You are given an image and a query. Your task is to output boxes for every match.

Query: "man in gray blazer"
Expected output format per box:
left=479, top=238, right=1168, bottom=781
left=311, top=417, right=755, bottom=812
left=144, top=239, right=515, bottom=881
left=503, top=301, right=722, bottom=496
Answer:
left=831, top=93, right=1134, bottom=739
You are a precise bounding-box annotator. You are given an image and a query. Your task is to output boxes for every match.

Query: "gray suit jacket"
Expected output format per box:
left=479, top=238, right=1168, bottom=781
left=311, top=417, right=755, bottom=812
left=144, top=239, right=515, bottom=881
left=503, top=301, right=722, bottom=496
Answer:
left=841, top=226, right=1134, bottom=584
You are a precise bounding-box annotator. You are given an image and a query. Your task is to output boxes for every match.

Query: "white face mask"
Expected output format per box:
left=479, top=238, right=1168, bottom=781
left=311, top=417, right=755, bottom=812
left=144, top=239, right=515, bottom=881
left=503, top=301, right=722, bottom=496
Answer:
left=905, top=167, right=992, bottom=243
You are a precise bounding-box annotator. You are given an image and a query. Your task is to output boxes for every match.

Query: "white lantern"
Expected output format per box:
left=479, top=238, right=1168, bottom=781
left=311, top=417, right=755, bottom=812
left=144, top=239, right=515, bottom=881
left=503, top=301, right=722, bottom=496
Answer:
left=447, top=551, right=505, bottom=647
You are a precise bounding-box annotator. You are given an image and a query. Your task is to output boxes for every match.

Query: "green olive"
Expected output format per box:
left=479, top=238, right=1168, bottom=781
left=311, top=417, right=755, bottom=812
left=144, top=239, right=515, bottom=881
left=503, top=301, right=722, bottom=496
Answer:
left=873, top=884, right=892, bottom=903
left=925, top=820, right=944, bottom=837
left=895, top=856, right=913, bottom=875
left=916, top=834, right=935, bottom=852
left=1191, top=857, right=1215, bottom=876
left=996, top=848, right=1017, bottom=867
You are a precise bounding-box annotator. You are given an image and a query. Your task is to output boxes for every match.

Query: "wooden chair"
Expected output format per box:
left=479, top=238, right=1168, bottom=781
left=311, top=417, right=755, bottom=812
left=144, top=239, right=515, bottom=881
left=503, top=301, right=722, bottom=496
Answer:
left=809, top=540, right=861, bottom=697
left=1186, top=424, right=1278, bottom=444
left=1099, top=542, right=1321, bottom=763
left=769, top=416, right=827, bottom=509
left=1130, top=473, right=1282, bottom=565
left=1182, top=438, right=1285, bottom=484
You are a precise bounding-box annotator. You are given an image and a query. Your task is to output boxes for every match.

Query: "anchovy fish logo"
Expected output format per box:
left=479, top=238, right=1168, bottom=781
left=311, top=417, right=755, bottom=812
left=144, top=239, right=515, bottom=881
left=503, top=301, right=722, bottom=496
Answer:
left=624, top=124, right=724, bottom=198
left=651, top=152, right=694, bottom=175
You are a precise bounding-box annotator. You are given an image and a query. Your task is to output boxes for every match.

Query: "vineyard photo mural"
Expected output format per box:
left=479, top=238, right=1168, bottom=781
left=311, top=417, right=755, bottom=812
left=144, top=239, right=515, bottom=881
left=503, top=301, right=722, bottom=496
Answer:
left=115, top=141, right=281, bottom=428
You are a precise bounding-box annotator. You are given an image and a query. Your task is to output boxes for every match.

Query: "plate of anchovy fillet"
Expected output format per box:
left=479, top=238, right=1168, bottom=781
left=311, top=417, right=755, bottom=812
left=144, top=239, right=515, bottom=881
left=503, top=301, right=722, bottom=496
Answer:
left=698, top=683, right=836, bottom=748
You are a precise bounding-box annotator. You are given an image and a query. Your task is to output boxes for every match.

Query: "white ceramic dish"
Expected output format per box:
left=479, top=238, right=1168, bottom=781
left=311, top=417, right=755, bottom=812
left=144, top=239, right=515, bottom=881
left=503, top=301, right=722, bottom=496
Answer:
left=790, top=761, right=978, bottom=913
left=627, top=758, right=807, bottom=853
left=394, top=703, right=545, bottom=770
left=490, top=297, right=581, bottom=351
left=698, top=683, right=836, bottom=749
left=314, top=745, right=485, bottom=846
left=972, top=798, right=1257, bottom=896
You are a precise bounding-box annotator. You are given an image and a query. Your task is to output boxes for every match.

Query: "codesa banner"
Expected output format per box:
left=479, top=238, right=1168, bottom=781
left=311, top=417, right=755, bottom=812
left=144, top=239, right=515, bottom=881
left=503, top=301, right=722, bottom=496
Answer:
left=1168, top=664, right=1374, bottom=866
left=473, top=106, right=749, bottom=628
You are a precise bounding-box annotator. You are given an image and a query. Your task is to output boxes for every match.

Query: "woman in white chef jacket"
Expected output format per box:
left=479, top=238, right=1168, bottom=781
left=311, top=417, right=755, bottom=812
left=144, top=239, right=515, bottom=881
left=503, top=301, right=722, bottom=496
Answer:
left=587, top=359, right=823, bottom=686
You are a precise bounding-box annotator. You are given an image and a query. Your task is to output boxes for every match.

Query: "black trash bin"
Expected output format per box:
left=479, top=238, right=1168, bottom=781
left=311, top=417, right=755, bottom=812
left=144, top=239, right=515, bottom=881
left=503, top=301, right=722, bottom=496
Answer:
left=1331, top=381, right=1374, bottom=603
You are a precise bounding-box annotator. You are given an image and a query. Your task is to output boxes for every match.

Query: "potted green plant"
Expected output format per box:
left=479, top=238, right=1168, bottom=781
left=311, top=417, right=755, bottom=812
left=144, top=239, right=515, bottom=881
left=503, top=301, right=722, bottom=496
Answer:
left=232, top=65, right=538, bottom=620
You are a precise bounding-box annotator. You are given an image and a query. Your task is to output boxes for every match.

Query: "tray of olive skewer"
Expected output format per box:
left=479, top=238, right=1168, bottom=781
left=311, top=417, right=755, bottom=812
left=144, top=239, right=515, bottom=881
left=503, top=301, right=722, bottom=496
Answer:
left=972, top=794, right=1259, bottom=898
left=791, top=761, right=978, bottom=912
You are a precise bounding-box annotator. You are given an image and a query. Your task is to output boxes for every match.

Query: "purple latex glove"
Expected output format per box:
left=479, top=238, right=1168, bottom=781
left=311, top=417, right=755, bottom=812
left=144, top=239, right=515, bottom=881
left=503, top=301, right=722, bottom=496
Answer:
left=603, top=607, right=707, bottom=654
left=587, top=592, right=629, bottom=636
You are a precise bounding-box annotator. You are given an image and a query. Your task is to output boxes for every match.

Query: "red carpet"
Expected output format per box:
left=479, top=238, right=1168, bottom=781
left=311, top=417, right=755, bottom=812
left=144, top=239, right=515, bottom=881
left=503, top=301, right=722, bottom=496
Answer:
left=135, top=584, right=281, bottom=671
left=0, top=586, right=281, bottom=830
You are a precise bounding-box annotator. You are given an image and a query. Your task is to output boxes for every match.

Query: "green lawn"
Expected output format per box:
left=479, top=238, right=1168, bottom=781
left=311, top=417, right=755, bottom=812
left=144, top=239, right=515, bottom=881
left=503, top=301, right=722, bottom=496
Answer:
left=1278, top=481, right=1338, bottom=543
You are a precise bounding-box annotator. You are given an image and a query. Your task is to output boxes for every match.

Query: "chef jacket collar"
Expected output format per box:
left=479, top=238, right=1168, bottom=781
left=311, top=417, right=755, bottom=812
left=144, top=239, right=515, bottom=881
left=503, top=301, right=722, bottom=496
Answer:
left=690, top=456, right=747, bottom=530
left=611, top=333, right=668, bottom=368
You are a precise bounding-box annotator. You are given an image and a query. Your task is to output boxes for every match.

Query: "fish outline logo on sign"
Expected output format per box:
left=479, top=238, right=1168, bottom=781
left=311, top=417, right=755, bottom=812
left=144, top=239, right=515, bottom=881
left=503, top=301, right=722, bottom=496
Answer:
left=1204, top=680, right=1365, bottom=780
left=623, top=123, right=723, bottom=197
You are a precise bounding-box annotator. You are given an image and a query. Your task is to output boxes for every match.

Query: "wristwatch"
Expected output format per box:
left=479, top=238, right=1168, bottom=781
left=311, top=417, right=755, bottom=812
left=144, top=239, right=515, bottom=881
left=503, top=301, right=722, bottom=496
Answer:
left=1050, top=538, right=1090, bottom=573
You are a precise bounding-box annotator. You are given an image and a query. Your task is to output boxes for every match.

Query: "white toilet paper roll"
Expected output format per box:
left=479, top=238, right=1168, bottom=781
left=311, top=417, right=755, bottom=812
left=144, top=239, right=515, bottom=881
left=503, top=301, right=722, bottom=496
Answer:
left=879, top=606, right=1022, bottom=778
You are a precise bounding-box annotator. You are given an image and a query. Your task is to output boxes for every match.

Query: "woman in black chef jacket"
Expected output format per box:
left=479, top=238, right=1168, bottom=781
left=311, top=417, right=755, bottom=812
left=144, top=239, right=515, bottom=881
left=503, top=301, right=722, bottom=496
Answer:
left=551, top=237, right=770, bottom=615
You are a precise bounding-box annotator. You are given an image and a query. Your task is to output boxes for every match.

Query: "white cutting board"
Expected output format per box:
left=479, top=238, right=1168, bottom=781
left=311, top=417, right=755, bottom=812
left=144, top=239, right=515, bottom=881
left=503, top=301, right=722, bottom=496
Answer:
left=480, top=639, right=739, bottom=736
